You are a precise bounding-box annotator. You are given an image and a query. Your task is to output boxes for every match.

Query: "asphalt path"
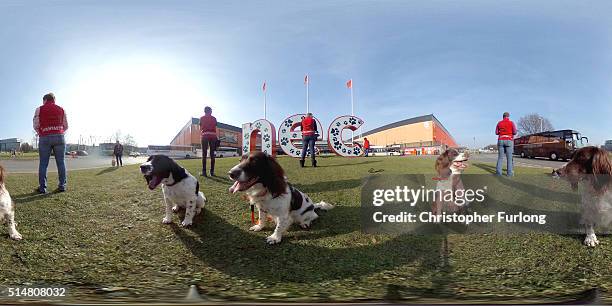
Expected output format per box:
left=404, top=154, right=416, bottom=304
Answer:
left=470, top=153, right=567, bottom=170
left=0, top=156, right=148, bottom=173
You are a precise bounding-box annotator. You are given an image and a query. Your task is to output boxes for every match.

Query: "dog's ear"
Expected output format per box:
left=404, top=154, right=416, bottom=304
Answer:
left=591, top=147, right=612, bottom=193
left=169, top=159, right=188, bottom=182
left=435, top=153, right=449, bottom=175
left=260, top=154, right=287, bottom=197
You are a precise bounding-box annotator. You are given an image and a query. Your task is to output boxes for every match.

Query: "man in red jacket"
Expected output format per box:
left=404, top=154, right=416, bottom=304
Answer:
left=300, top=113, right=318, bottom=167
left=363, top=137, right=371, bottom=157
left=200, top=106, right=218, bottom=176
left=33, top=93, right=68, bottom=193
left=495, top=112, right=517, bottom=177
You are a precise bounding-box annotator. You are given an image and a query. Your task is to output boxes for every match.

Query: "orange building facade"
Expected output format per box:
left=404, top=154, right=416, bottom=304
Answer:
left=356, top=114, right=457, bottom=155
left=170, top=118, right=242, bottom=149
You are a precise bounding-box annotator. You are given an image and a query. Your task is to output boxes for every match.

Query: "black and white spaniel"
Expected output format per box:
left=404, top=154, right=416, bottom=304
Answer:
left=140, top=155, right=206, bottom=227
left=228, top=152, right=333, bottom=244
left=432, top=149, right=470, bottom=215
left=553, top=146, right=612, bottom=247
left=0, top=165, right=22, bottom=240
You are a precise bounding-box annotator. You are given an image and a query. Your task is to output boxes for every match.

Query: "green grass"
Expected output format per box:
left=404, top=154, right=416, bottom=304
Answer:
left=0, top=152, right=39, bottom=160
left=0, top=156, right=610, bottom=303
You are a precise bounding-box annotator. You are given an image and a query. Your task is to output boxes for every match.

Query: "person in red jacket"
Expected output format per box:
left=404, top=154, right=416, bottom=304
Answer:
left=200, top=106, right=218, bottom=176
left=300, top=113, right=318, bottom=167
left=33, top=93, right=68, bottom=193
left=495, top=112, right=517, bottom=176
left=363, top=137, right=371, bottom=157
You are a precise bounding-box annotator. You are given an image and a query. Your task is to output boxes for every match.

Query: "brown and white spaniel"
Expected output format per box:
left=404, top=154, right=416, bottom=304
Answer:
left=553, top=146, right=612, bottom=247
left=432, top=149, right=470, bottom=215
left=228, top=152, right=333, bottom=244
left=0, top=165, right=22, bottom=240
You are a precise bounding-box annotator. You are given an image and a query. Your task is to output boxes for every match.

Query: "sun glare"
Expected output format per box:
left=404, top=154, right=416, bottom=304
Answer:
left=59, top=58, right=213, bottom=146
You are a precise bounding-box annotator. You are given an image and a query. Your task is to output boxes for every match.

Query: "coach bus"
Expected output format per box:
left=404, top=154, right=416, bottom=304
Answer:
left=146, top=145, right=197, bottom=159
left=513, top=129, right=589, bottom=161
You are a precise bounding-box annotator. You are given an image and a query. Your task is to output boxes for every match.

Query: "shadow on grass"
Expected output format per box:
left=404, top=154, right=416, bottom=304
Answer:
left=473, top=163, right=576, bottom=204
left=293, top=178, right=363, bottom=193
left=206, top=175, right=232, bottom=185
left=13, top=190, right=56, bottom=204
left=170, top=207, right=445, bottom=284
left=96, top=167, right=119, bottom=176
left=316, top=159, right=382, bottom=168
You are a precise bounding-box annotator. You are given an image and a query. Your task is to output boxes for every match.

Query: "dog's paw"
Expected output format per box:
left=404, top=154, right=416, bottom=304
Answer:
left=249, top=224, right=264, bottom=232
left=10, top=232, right=22, bottom=240
left=299, top=223, right=311, bottom=230
left=162, top=217, right=173, bottom=224
left=181, top=220, right=193, bottom=227
left=266, top=235, right=281, bottom=245
left=172, top=206, right=179, bottom=213
left=584, top=234, right=600, bottom=247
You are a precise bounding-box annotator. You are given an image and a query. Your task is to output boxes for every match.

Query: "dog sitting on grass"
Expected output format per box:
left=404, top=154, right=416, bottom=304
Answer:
left=0, top=165, right=22, bottom=240
left=140, top=155, right=207, bottom=227
left=432, top=148, right=470, bottom=215
left=228, top=152, right=333, bottom=245
left=553, top=146, right=612, bottom=247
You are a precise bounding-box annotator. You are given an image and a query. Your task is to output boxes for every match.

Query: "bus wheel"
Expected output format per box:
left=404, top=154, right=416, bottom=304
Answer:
left=549, top=152, right=558, bottom=161
left=520, top=152, right=526, bottom=158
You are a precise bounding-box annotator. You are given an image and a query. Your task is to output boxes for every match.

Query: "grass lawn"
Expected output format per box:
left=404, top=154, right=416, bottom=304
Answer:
left=0, top=152, right=39, bottom=161
left=0, top=156, right=610, bottom=303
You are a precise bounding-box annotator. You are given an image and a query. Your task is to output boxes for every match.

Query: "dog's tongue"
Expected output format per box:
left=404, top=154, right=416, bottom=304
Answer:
left=229, top=180, right=240, bottom=194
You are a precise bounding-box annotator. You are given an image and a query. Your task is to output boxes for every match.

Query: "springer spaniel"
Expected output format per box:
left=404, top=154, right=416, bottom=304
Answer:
left=228, top=152, right=333, bottom=245
left=433, top=149, right=470, bottom=215
left=140, top=155, right=206, bottom=227
left=0, top=165, right=22, bottom=240
left=553, top=146, right=612, bottom=247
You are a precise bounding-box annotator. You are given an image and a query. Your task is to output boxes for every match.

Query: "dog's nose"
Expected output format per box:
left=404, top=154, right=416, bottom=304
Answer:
left=228, top=168, right=241, bottom=180
left=140, top=164, right=151, bottom=173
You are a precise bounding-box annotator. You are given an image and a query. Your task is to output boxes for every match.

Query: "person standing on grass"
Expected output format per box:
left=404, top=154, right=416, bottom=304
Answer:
left=495, top=111, right=517, bottom=177
left=33, top=93, right=68, bottom=193
left=300, top=112, right=318, bottom=167
left=113, top=140, right=124, bottom=167
left=200, top=106, right=218, bottom=177
left=363, top=137, right=371, bottom=157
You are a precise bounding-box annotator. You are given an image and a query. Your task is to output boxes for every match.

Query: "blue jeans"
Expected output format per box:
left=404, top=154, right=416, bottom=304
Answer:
left=300, top=135, right=317, bottom=161
left=496, top=139, right=514, bottom=176
left=39, top=134, right=67, bottom=191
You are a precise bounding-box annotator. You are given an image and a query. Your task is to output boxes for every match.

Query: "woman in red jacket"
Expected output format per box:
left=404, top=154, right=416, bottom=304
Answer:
left=200, top=106, right=218, bottom=176
left=300, top=113, right=318, bottom=167
left=495, top=112, right=517, bottom=177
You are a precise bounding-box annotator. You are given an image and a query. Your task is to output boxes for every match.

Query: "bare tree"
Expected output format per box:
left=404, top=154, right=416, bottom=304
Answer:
left=122, top=134, right=137, bottom=147
left=517, top=113, right=554, bottom=135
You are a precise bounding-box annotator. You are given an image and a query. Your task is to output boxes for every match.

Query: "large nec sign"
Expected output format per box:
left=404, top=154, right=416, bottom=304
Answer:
left=242, top=114, right=364, bottom=158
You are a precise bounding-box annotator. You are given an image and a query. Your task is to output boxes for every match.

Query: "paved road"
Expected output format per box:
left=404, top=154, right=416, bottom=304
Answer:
left=0, top=156, right=148, bottom=173
left=470, top=153, right=567, bottom=169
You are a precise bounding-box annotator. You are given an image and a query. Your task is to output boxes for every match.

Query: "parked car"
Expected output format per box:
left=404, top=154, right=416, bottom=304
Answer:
left=129, top=151, right=141, bottom=157
left=215, top=147, right=240, bottom=158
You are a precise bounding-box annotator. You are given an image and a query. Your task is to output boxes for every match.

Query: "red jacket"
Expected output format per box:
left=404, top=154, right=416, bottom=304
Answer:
left=496, top=118, right=517, bottom=140
left=33, top=101, right=68, bottom=136
left=364, top=139, right=370, bottom=149
left=200, top=115, right=217, bottom=139
left=301, top=117, right=317, bottom=137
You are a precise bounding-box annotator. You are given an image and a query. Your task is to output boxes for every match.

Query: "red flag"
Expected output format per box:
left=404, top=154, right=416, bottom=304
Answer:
left=262, top=81, right=266, bottom=92
left=304, top=75, right=309, bottom=85
left=346, top=79, right=352, bottom=89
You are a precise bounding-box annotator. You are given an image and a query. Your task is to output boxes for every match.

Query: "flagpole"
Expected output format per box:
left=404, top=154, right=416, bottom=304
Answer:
left=305, top=75, right=309, bottom=113
left=350, top=79, right=354, bottom=142
left=263, top=81, right=267, bottom=120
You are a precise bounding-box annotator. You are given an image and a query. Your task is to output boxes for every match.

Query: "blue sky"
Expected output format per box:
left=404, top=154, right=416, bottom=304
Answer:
left=1, top=0, right=611, bottom=147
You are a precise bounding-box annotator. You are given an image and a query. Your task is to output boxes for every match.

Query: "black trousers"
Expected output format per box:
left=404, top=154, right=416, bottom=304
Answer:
left=201, top=137, right=217, bottom=173
left=114, top=154, right=123, bottom=166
